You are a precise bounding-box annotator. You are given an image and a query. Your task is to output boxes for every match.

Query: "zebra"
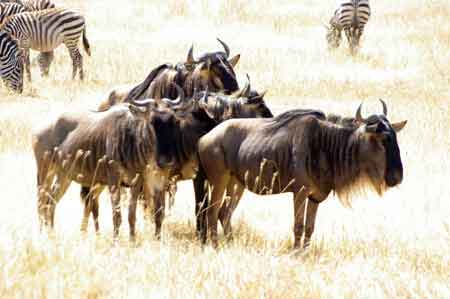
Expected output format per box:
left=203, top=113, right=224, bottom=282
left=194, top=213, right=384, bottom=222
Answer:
left=0, top=3, right=25, bottom=23
left=0, top=0, right=54, bottom=11
left=0, top=30, right=24, bottom=92
left=1, top=8, right=91, bottom=81
left=0, top=0, right=56, bottom=75
left=326, top=0, right=371, bottom=55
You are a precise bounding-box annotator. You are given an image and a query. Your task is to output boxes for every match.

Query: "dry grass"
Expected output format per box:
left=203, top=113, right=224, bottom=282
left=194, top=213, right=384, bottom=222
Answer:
left=0, top=0, right=449, bottom=298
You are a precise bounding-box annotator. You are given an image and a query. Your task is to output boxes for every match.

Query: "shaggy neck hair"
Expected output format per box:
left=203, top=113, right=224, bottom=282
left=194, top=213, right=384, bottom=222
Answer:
left=265, top=109, right=381, bottom=204
left=108, top=111, right=155, bottom=173
left=308, top=120, right=383, bottom=205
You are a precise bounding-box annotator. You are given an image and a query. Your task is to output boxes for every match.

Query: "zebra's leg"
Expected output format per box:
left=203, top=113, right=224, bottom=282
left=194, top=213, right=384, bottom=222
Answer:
left=24, top=48, right=31, bottom=82
left=38, top=51, right=54, bottom=77
left=65, top=42, right=83, bottom=80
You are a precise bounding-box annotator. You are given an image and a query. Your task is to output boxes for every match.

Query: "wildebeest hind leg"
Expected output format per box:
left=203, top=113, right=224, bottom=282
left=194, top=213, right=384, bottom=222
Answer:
left=292, top=187, right=309, bottom=249
left=207, top=173, right=230, bottom=248
left=48, top=175, right=72, bottom=228
left=219, top=178, right=244, bottom=241
left=80, top=185, right=103, bottom=233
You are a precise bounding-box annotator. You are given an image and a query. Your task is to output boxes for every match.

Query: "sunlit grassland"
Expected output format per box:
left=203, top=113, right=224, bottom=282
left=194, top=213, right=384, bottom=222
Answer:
left=0, top=0, right=449, bottom=298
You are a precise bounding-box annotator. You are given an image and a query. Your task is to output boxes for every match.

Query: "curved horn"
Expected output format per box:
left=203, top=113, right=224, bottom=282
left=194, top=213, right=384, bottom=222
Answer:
left=355, top=102, right=364, bottom=122
left=242, top=74, right=251, bottom=97
left=132, top=99, right=155, bottom=107
left=217, top=38, right=230, bottom=58
left=379, top=98, right=388, bottom=116
left=187, top=44, right=195, bottom=64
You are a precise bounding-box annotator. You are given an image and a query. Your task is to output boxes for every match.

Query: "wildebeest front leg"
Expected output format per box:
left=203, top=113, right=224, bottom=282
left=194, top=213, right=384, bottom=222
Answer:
left=152, top=189, right=165, bottom=239
left=303, top=197, right=319, bottom=248
left=143, top=170, right=168, bottom=240
left=193, top=167, right=208, bottom=242
left=292, top=186, right=309, bottom=249
left=128, top=185, right=141, bottom=242
left=109, top=185, right=121, bottom=241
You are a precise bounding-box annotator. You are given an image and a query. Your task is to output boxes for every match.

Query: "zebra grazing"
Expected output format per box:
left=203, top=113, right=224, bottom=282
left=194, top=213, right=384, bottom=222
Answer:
left=1, top=8, right=90, bottom=81
left=0, top=3, right=25, bottom=23
left=0, top=31, right=24, bottom=92
left=326, top=0, right=371, bottom=55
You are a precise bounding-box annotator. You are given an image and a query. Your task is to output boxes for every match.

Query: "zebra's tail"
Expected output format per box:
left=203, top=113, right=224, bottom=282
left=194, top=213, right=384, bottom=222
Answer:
left=82, top=27, right=91, bottom=56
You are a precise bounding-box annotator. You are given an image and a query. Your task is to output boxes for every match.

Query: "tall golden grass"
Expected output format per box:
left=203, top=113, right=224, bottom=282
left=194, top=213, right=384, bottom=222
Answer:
left=0, top=0, right=449, bottom=298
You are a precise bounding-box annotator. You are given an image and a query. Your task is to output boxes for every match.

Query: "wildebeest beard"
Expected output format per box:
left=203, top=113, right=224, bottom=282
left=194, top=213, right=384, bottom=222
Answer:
left=382, top=131, right=403, bottom=187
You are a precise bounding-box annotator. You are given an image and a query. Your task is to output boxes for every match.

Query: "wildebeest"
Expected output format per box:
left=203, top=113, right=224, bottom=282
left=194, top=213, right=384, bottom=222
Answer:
left=79, top=77, right=273, bottom=234
left=33, top=85, right=207, bottom=240
left=100, top=38, right=241, bottom=110
left=33, top=81, right=272, bottom=240
left=198, top=100, right=407, bottom=248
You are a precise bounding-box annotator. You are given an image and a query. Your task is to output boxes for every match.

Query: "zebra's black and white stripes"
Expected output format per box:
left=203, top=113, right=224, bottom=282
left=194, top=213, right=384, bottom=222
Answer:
left=0, top=3, right=25, bottom=23
left=326, top=0, right=371, bottom=54
left=0, top=0, right=54, bottom=11
left=1, top=8, right=91, bottom=81
left=0, top=31, right=23, bottom=92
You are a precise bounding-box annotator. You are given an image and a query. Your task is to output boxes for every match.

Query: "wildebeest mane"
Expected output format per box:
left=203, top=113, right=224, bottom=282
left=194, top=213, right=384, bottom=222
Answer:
left=106, top=110, right=156, bottom=173
left=124, top=63, right=172, bottom=102
left=264, top=109, right=326, bottom=133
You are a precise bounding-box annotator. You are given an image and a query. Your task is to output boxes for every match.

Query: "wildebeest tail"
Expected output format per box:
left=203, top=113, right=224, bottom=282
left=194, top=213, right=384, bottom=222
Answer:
left=124, top=63, right=172, bottom=102
left=82, top=27, right=91, bottom=56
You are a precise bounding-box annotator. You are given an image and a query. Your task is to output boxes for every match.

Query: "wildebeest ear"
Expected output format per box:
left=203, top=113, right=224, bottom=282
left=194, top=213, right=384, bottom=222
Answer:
left=228, top=54, right=240, bottom=67
left=247, top=90, right=266, bottom=104
left=391, top=120, right=407, bottom=132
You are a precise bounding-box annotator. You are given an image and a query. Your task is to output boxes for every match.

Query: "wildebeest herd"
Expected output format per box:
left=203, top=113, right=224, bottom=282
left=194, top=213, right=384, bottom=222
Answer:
left=3, top=0, right=408, bottom=249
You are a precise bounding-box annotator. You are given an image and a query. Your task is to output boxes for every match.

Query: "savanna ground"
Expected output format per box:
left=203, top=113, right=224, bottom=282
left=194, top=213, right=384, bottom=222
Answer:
left=0, top=0, right=449, bottom=298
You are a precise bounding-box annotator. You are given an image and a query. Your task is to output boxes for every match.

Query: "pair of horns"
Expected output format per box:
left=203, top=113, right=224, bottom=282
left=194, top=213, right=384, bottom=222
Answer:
left=355, top=99, right=388, bottom=122
left=132, top=83, right=186, bottom=107
left=187, top=38, right=230, bottom=64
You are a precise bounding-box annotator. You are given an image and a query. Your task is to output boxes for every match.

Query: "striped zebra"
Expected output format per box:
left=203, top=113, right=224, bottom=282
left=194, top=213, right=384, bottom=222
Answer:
left=1, top=8, right=90, bottom=81
left=0, top=30, right=24, bottom=92
left=0, top=0, right=56, bottom=75
left=0, top=3, right=25, bottom=23
left=326, top=0, right=371, bottom=55
left=0, top=0, right=54, bottom=11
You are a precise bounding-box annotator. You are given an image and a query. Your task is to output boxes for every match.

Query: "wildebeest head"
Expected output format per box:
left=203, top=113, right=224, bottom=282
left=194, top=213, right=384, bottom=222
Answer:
left=0, top=32, right=24, bottom=93
left=194, top=75, right=273, bottom=121
left=354, top=100, right=407, bottom=192
left=185, top=38, right=240, bottom=95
